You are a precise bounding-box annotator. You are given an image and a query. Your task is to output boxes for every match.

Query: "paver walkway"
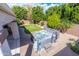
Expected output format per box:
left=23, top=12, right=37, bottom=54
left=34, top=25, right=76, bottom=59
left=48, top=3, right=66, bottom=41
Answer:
left=66, top=24, right=79, bottom=37
left=19, top=27, right=34, bottom=56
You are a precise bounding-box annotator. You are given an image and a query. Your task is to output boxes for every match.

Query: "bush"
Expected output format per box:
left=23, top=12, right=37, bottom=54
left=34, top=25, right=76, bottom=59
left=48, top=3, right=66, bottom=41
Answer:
left=47, top=13, right=73, bottom=32
left=69, top=41, right=79, bottom=54
left=47, top=13, right=61, bottom=29
left=58, top=23, right=67, bottom=32
left=62, top=19, right=72, bottom=28
left=59, top=19, right=73, bottom=32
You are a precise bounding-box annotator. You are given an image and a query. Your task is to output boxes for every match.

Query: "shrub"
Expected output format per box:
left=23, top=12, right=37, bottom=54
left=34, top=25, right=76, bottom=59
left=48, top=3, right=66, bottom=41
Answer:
left=47, top=13, right=73, bottom=32
left=69, top=41, right=79, bottom=54
left=59, top=19, right=73, bottom=32
left=62, top=19, right=72, bottom=28
left=47, top=13, right=61, bottom=29
left=58, top=23, right=67, bottom=32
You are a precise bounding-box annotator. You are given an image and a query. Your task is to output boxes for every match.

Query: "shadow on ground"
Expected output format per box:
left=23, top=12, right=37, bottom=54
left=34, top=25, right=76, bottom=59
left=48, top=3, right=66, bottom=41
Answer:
left=19, top=27, right=34, bottom=56
left=25, top=44, right=33, bottom=56
left=54, top=45, right=79, bottom=56
left=7, top=26, right=34, bottom=56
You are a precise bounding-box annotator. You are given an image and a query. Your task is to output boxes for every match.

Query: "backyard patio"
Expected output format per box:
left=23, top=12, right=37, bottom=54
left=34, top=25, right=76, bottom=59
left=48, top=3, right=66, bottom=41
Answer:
left=20, top=23, right=59, bottom=56
left=20, top=29, right=79, bottom=56
left=20, top=24, right=79, bottom=56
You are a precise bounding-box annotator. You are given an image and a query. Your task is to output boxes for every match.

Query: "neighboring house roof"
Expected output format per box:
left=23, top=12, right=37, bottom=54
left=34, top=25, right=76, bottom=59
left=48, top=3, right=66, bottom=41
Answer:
left=0, top=3, right=15, bottom=17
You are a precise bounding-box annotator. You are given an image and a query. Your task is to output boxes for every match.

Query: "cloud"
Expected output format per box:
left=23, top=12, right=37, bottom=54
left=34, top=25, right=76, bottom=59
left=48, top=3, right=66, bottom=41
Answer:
left=7, top=3, right=61, bottom=11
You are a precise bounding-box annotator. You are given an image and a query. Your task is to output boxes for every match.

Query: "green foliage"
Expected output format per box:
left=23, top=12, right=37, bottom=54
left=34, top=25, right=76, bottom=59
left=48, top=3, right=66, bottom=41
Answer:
left=60, top=3, right=79, bottom=23
left=46, top=3, right=79, bottom=24
left=32, top=6, right=46, bottom=23
left=61, top=4, right=73, bottom=20
left=47, top=12, right=73, bottom=32
left=16, top=18, right=20, bottom=24
left=59, top=19, right=73, bottom=32
left=62, top=19, right=73, bottom=28
left=47, top=13, right=61, bottom=29
left=72, top=6, right=79, bottom=23
left=12, top=6, right=27, bottom=20
left=46, top=3, right=79, bottom=32
left=46, top=6, right=61, bottom=18
left=69, top=41, right=79, bottom=54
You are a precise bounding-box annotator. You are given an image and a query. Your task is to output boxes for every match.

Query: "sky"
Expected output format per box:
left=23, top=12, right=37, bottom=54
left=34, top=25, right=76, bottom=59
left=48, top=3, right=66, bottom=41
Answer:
left=7, top=3, right=61, bottom=11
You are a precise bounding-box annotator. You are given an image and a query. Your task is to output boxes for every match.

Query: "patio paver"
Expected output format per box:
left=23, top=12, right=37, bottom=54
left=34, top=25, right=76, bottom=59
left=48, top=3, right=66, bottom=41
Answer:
left=66, top=24, right=79, bottom=37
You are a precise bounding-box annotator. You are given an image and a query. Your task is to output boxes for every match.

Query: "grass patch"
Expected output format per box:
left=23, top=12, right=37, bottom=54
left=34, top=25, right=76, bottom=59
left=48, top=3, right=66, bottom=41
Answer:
left=24, top=24, right=43, bottom=32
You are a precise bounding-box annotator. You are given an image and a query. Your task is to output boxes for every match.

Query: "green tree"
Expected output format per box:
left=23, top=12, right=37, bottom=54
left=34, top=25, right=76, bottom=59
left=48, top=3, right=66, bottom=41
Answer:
left=60, top=3, right=79, bottom=23
left=46, top=6, right=61, bottom=18
left=60, top=4, right=73, bottom=20
left=12, top=6, right=27, bottom=20
left=32, top=6, right=46, bottom=23
left=72, top=5, right=79, bottom=23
